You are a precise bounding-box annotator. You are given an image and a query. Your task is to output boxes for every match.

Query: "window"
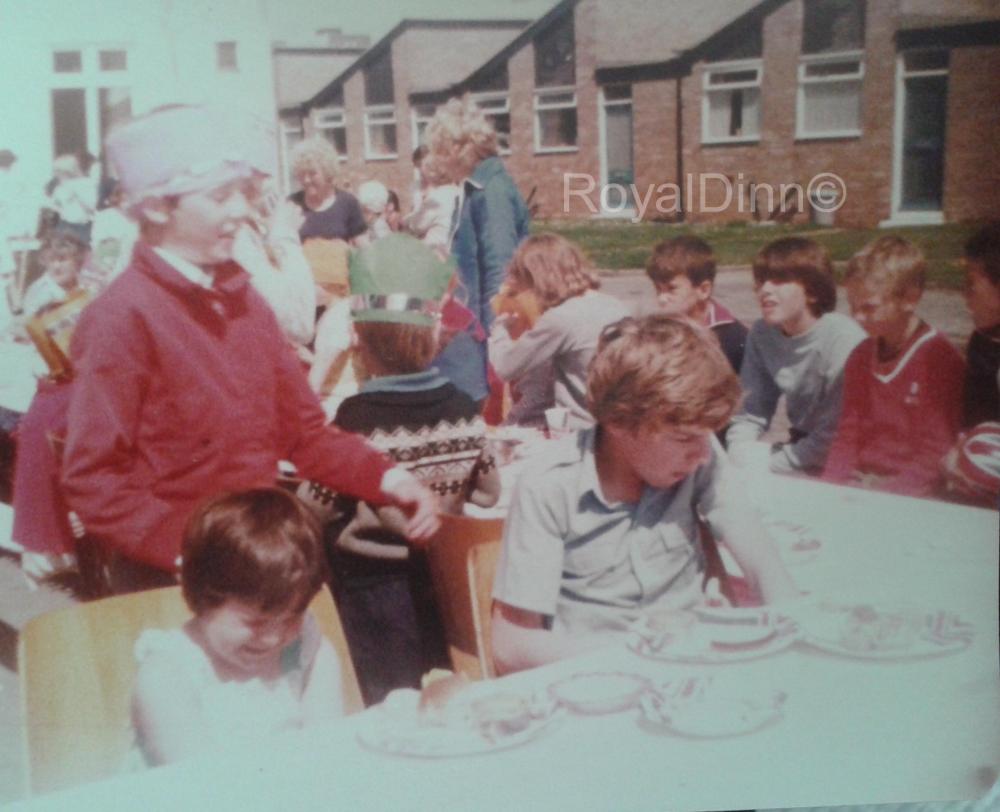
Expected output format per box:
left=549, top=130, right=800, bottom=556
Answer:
left=216, top=41, right=238, bottom=72
left=703, top=60, right=762, bottom=143
left=472, top=94, right=511, bottom=154
left=314, top=108, right=347, bottom=159
left=49, top=47, right=132, bottom=164
left=364, top=50, right=394, bottom=106
left=364, top=105, right=397, bottom=160
left=99, top=49, right=127, bottom=71
left=281, top=121, right=304, bottom=191
left=802, top=0, right=865, bottom=55
left=797, top=51, right=863, bottom=138
left=534, top=89, right=577, bottom=152
left=534, top=15, right=575, bottom=87
left=411, top=104, right=435, bottom=148
left=53, top=50, right=82, bottom=73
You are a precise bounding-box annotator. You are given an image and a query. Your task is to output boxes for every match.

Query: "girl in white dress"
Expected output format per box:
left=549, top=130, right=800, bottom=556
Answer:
left=131, top=488, right=345, bottom=766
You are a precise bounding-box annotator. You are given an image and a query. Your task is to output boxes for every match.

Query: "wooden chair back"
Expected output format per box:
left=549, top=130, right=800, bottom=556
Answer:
left=425, top=513, right=505, bottom=681
left=18, top=585, right=361, bottom=796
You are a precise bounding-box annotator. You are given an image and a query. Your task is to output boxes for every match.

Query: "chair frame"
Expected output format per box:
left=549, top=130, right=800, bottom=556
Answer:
left=425, top=513, right=505, bottom=681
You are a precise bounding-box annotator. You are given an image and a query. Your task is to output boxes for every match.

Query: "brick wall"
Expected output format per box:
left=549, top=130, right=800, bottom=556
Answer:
left=677, top=0, right=898, bottom=228
left=943, top=45, right=1000, bottom=222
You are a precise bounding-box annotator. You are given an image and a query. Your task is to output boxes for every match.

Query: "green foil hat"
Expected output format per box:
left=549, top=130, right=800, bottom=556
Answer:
left=349, top=233, right=456, bottom=325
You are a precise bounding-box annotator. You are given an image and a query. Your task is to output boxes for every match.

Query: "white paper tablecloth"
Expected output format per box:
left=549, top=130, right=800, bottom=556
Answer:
left=12, top=478, right=1000, bottom=812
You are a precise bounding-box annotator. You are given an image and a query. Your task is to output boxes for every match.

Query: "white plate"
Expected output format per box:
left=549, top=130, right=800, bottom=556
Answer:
left=639, top=677, right=786, bottom=738
left=628, top=613, right=801, bottom=664
left=357, top=689, right=562, bottom=758
left=549, top=671, right=652, bottom=714
left=795, top=602, right=974, bottom=660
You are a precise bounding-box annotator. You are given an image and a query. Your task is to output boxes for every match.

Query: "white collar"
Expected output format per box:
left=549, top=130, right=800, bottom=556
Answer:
left=153, top=247, right=214, bottom=289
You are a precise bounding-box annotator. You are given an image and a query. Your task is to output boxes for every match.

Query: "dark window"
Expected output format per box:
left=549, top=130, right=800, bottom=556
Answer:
left=364, top=49, right=394, bottom=105
left=51, top=88, right=87, bottom=157
left=534, top=14, right=575, bottom=87
left=469, top=63, right=509, bottom=93
left=99, top=50, right=127, bottom=71
left=707, top=20, right=763, bottom=61
left=216, top=41, right=238, bottom=71
left=53, top=51, right=82, bottom=73
left=803, top=0, right=865, bottom=54
left=325, top=85, right=345, bottom=108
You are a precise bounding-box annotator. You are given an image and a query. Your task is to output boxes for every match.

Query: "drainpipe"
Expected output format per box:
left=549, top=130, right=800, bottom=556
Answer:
left=675, top=75, right=685, bottom=222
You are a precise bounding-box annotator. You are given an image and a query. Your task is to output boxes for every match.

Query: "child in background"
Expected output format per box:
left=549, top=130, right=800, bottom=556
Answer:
left=491, top=315, right=799, bottom=674
left=488, top=233, right=630, bottom=428
left=403, top=148, right=460, bottom=253
left=726, top=237, right=865, bottom=474
left=357, top=180, right=391, bottom=241
left=384, top=190, right=402, bottom=233
left=960, top=223, right=1000, bottom=427
left=823, top=236, right=964, bottom=497
left=22, top=230, right=87, bottom=317
left=131, top=488, right=344, bottom=766
left=645, top=235, right=747, bottom=373
left=318, top=234, right=499, bottom=704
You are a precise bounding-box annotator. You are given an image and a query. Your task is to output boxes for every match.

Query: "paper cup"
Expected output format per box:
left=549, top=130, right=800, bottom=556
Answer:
left=544, top=407, right=570, bottom=438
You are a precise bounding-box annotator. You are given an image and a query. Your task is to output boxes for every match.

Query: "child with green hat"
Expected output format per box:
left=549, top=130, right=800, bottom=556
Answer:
left=318, top=233, right=500, bottom=703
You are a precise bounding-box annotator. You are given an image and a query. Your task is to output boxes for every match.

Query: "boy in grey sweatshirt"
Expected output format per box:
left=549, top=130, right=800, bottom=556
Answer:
left=726, top=237, right=865, bottom=474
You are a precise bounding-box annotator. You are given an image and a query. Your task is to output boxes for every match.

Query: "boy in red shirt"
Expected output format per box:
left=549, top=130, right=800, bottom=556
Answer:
left=823, top=236, right=964, bottom=497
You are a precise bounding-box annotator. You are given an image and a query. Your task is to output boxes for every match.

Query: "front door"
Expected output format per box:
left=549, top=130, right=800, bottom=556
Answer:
left=600, top=85, right=634, bottom=215
left=893, top=50, right=949, bottom=220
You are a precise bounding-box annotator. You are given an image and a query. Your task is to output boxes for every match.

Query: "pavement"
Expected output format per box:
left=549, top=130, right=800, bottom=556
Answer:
left=0, top=266, right=973, bottom=805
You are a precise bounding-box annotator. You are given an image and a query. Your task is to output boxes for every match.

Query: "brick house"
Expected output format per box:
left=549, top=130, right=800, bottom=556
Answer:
left=594, top=0, right=1000, bottom=227
left=273, top=29, right=370, bottom=189
left=292, top=1, right=999, bottom=228
left=295, top=19, right=530, bottom=195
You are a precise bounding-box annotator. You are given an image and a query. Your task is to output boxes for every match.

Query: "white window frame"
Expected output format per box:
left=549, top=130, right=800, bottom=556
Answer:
left=363, top=104, right=398, bottom=161
left=48, top=45, right=132, bottom=160
left=410, top=104, right=436, bottom=149
left=313, top=107, right=347, bottom=161
left=796, top=50, right=864, bottom=140
left=471, top=92, right=512, bottom=155
left=885, top=49, right=950, bottom=226
left=533, top=86, right=578, bottom=154
left=280, top=121, right=304, bottom=193
left=701, top=59, right=762, bottom=145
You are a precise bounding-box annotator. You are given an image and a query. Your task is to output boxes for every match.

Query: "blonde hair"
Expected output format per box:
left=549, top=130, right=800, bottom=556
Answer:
left=506, top=233, right=599, bottom=310
left=424, top=96, right=498, bottom=183
left=844, top=235, right=926, bottom=298
left=587, top=315, right=741, bottom=432
left=290, top=137, right=340, bottom=188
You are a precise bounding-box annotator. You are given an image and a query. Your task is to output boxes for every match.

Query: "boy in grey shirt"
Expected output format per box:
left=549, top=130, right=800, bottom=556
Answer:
left=727, top=237, right=865, bottom=474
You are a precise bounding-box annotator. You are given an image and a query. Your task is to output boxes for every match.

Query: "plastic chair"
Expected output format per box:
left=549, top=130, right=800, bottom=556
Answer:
left=425, top=513, right=505, bottom=681
left=18, top=584, right=362, bottom=796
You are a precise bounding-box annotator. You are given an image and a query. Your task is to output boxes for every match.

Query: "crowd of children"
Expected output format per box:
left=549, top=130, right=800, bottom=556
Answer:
left=0, top=95, right=997, bottom=783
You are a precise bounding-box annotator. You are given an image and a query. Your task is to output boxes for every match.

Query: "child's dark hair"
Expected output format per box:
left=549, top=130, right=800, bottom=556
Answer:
left=645, top=235, right=717, bottom=287
left=964, top=222, right=1000, bottom=286
left=752, top=236, right=837, bottom=317
left=354, top=320, right=437, bottom=375
left=181, top=488, right=327, bottom=616
left=41, top=230, right=88, bottom=261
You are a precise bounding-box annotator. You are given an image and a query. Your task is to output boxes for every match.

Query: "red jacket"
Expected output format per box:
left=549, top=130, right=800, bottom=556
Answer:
left=823, top=325, right=965, bottom=498
left=62, top=242, right=392, bottom=571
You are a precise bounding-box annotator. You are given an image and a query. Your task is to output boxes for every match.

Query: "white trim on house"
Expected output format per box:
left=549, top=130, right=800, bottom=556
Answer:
left=313, top=106, right=348, bottom=161
left=470, top=92, right=512, bottom=155
left=884, top=48, right=949, bottom=226
left=597, top=85, right=635, bottom=218
left=795, top=49, right=864, bottom=140
left=533, top=86, right=578, bottom=154
left=410, top=103, right=435, bottom=150
left=363, top=104, right=398, bottom=161
left=701, top=58, right=762, bottom=145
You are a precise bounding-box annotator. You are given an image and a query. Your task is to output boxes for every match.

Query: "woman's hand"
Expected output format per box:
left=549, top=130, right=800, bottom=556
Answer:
left=381, top=470, right=440, bottom=543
